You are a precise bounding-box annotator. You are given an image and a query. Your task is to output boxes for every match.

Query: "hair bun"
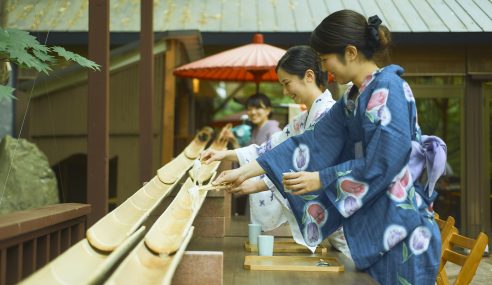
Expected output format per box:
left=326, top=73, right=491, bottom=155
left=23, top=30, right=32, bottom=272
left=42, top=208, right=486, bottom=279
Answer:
left=367, top=15, right=382, bottom=51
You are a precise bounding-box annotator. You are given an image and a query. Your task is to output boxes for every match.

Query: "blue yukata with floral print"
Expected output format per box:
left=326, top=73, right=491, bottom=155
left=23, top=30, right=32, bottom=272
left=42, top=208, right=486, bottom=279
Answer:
left=256, top=65, right=442, bottom=285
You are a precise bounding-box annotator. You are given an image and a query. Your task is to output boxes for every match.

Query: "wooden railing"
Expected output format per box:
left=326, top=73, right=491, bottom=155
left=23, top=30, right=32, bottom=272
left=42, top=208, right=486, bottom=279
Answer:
left=0, top=203, right=91, bottom=285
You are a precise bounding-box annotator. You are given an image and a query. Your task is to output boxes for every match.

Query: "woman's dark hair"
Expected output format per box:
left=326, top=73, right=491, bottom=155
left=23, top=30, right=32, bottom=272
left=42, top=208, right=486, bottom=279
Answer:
left=245, top=92, right=273, bottom=118
left=275, top=45, right=327, bottom=88
left=310, top=10, right=391, bottom=61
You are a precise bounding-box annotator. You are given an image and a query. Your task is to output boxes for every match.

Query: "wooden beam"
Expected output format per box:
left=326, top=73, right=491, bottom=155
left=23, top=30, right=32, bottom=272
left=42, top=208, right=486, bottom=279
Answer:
left=139, top=0, right=154, bottom=183
left=177, top=92, right=189, bottom=139
left=161, top=40, right=177, bottom=164
left=87, top=0, right=109, bottom=226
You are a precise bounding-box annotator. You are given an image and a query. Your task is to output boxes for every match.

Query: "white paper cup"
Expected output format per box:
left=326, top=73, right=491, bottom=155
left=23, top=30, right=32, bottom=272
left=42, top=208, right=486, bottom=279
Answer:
left=248, top=223, right=262, bottom=245
left=258, top=235, right=274, bottom=256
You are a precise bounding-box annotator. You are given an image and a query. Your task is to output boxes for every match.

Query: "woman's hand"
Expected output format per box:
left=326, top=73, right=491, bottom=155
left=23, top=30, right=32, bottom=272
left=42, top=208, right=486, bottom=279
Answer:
left=226, top=179, right=268, bottom=196
left=212, top=160, right=265, bottom=187
left=212, top=168, right=247, bottom=188
left=200, top=149, right=239, bottom=164
left=282, top=171, right=322, bottom=195
left=200, top=149, right=225, bottom=164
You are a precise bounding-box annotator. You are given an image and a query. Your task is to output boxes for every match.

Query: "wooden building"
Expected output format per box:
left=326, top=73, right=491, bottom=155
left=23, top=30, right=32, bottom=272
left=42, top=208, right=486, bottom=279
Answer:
left=15, top=33, right=203, bottom=209
left=5, top=0, right=492, bottom=244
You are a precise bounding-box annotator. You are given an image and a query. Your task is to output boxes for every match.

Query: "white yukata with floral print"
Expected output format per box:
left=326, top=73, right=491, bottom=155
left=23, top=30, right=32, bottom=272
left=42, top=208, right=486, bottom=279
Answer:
left=236, top=90, right=350, bottom=256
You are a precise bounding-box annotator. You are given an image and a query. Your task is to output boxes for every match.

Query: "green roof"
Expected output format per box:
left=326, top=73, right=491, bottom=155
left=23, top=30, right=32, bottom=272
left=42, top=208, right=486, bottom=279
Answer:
left=7, top=0, right=492, bottom=33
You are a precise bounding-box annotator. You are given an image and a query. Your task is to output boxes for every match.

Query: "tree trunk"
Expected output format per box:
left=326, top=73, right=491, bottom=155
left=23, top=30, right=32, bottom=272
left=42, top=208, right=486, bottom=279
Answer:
left=0, top=0, right=7, bottom=28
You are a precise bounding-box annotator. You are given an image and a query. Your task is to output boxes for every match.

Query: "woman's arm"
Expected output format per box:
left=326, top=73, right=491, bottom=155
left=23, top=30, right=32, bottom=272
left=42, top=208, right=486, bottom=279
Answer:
left=202, top=120, right=292, bottom=165
left=212, top=160, right=265, bottom=187
left=235, top=114, right=305, bottom=166
left=226, top=179, right=270, bottom=196
left=255, top=101, right=348, bottom=193
left=282, top=171, right=322, bottom=195
left=200, top=149, right=239, bottom=164
left=272, top=78, right=415, bottom=218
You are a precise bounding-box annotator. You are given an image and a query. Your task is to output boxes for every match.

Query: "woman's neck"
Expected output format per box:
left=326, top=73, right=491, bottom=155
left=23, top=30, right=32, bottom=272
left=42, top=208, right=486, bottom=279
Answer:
left=255, top=119, right=268, bottom=129
left=352, top=61, right=379, bottom=89
left=305, top=86, right=323, bottom=110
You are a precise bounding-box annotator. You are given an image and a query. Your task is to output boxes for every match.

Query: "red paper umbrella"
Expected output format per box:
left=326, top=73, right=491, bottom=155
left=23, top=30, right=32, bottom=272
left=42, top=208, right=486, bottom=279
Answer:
left=173, top=34, right=286, bottom=92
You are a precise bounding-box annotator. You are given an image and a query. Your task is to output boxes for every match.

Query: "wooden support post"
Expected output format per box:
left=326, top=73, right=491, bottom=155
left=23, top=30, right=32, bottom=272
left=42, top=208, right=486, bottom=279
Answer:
left=139, top=0, right=154, bottom=183
left=175, top=80, right=195, bottom=151
left=176, top=90, right=189, bottom=142
left=161, top=40, right=177, bottom=164
left=87, top=0, right=109, bottom=226
left=463, top=76, right=487, bottom=237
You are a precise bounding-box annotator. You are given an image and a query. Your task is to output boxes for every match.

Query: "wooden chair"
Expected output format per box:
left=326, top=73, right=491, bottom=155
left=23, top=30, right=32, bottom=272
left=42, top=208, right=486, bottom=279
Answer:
left=436, top=230, right=489, bottom=285
left=435, top=214, right=456, bottom=251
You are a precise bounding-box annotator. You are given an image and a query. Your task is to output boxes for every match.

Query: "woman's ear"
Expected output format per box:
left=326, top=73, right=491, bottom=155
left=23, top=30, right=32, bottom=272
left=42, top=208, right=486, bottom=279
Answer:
left=304, top=69, right=315, bottom=83
left=344, top=45, right=358, bottom=62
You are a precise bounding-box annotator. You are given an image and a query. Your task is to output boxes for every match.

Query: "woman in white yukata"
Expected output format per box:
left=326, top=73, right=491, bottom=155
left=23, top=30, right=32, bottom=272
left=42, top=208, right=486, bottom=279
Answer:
left=201, top=45, right=351, bottom=257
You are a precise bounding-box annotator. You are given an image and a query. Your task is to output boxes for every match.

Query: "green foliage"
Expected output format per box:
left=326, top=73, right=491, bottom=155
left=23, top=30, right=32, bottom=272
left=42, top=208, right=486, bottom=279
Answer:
left=0, top=28, right=100, bottom=102
left=0, top=28, right=52, bottom=74
left=212, top=96, right=244, bottom=120
left=51, top=46, right=100, bottom=70
left=213, top=81, right=294, bottom=120
left=0, top=84, right=15, bottom=100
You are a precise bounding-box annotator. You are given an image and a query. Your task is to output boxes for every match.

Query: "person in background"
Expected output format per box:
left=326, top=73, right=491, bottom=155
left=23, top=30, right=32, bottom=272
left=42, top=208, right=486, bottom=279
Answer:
left=245, top=93, right=281, bottom=146
left=222, top=92, right=281, bottom=216
left=221, top=93, right=279, bottom=149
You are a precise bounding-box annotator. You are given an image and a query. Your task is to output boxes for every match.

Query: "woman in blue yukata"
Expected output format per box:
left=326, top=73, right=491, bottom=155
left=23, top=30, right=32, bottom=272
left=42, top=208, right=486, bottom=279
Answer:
left=202, top=45, right=352, bottom=258
left=213, top=10, right=446, bottom=285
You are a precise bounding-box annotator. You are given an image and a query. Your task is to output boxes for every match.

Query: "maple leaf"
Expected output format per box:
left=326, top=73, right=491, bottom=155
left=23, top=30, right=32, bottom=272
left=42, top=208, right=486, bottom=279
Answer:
left=52, top=46, right=100, bottom=71
left=0, top=85, right=15, bottom=101
left=0, top=28, right=101, bottom=102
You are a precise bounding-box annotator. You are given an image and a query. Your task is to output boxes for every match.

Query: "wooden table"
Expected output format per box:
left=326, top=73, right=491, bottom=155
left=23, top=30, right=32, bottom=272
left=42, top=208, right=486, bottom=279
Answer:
left=187, top=237, right=378, bottom=285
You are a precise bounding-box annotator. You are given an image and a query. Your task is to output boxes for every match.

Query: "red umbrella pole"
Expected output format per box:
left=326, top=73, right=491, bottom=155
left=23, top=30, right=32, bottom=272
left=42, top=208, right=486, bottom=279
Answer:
left=250, top=70, right=267, bottom=94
